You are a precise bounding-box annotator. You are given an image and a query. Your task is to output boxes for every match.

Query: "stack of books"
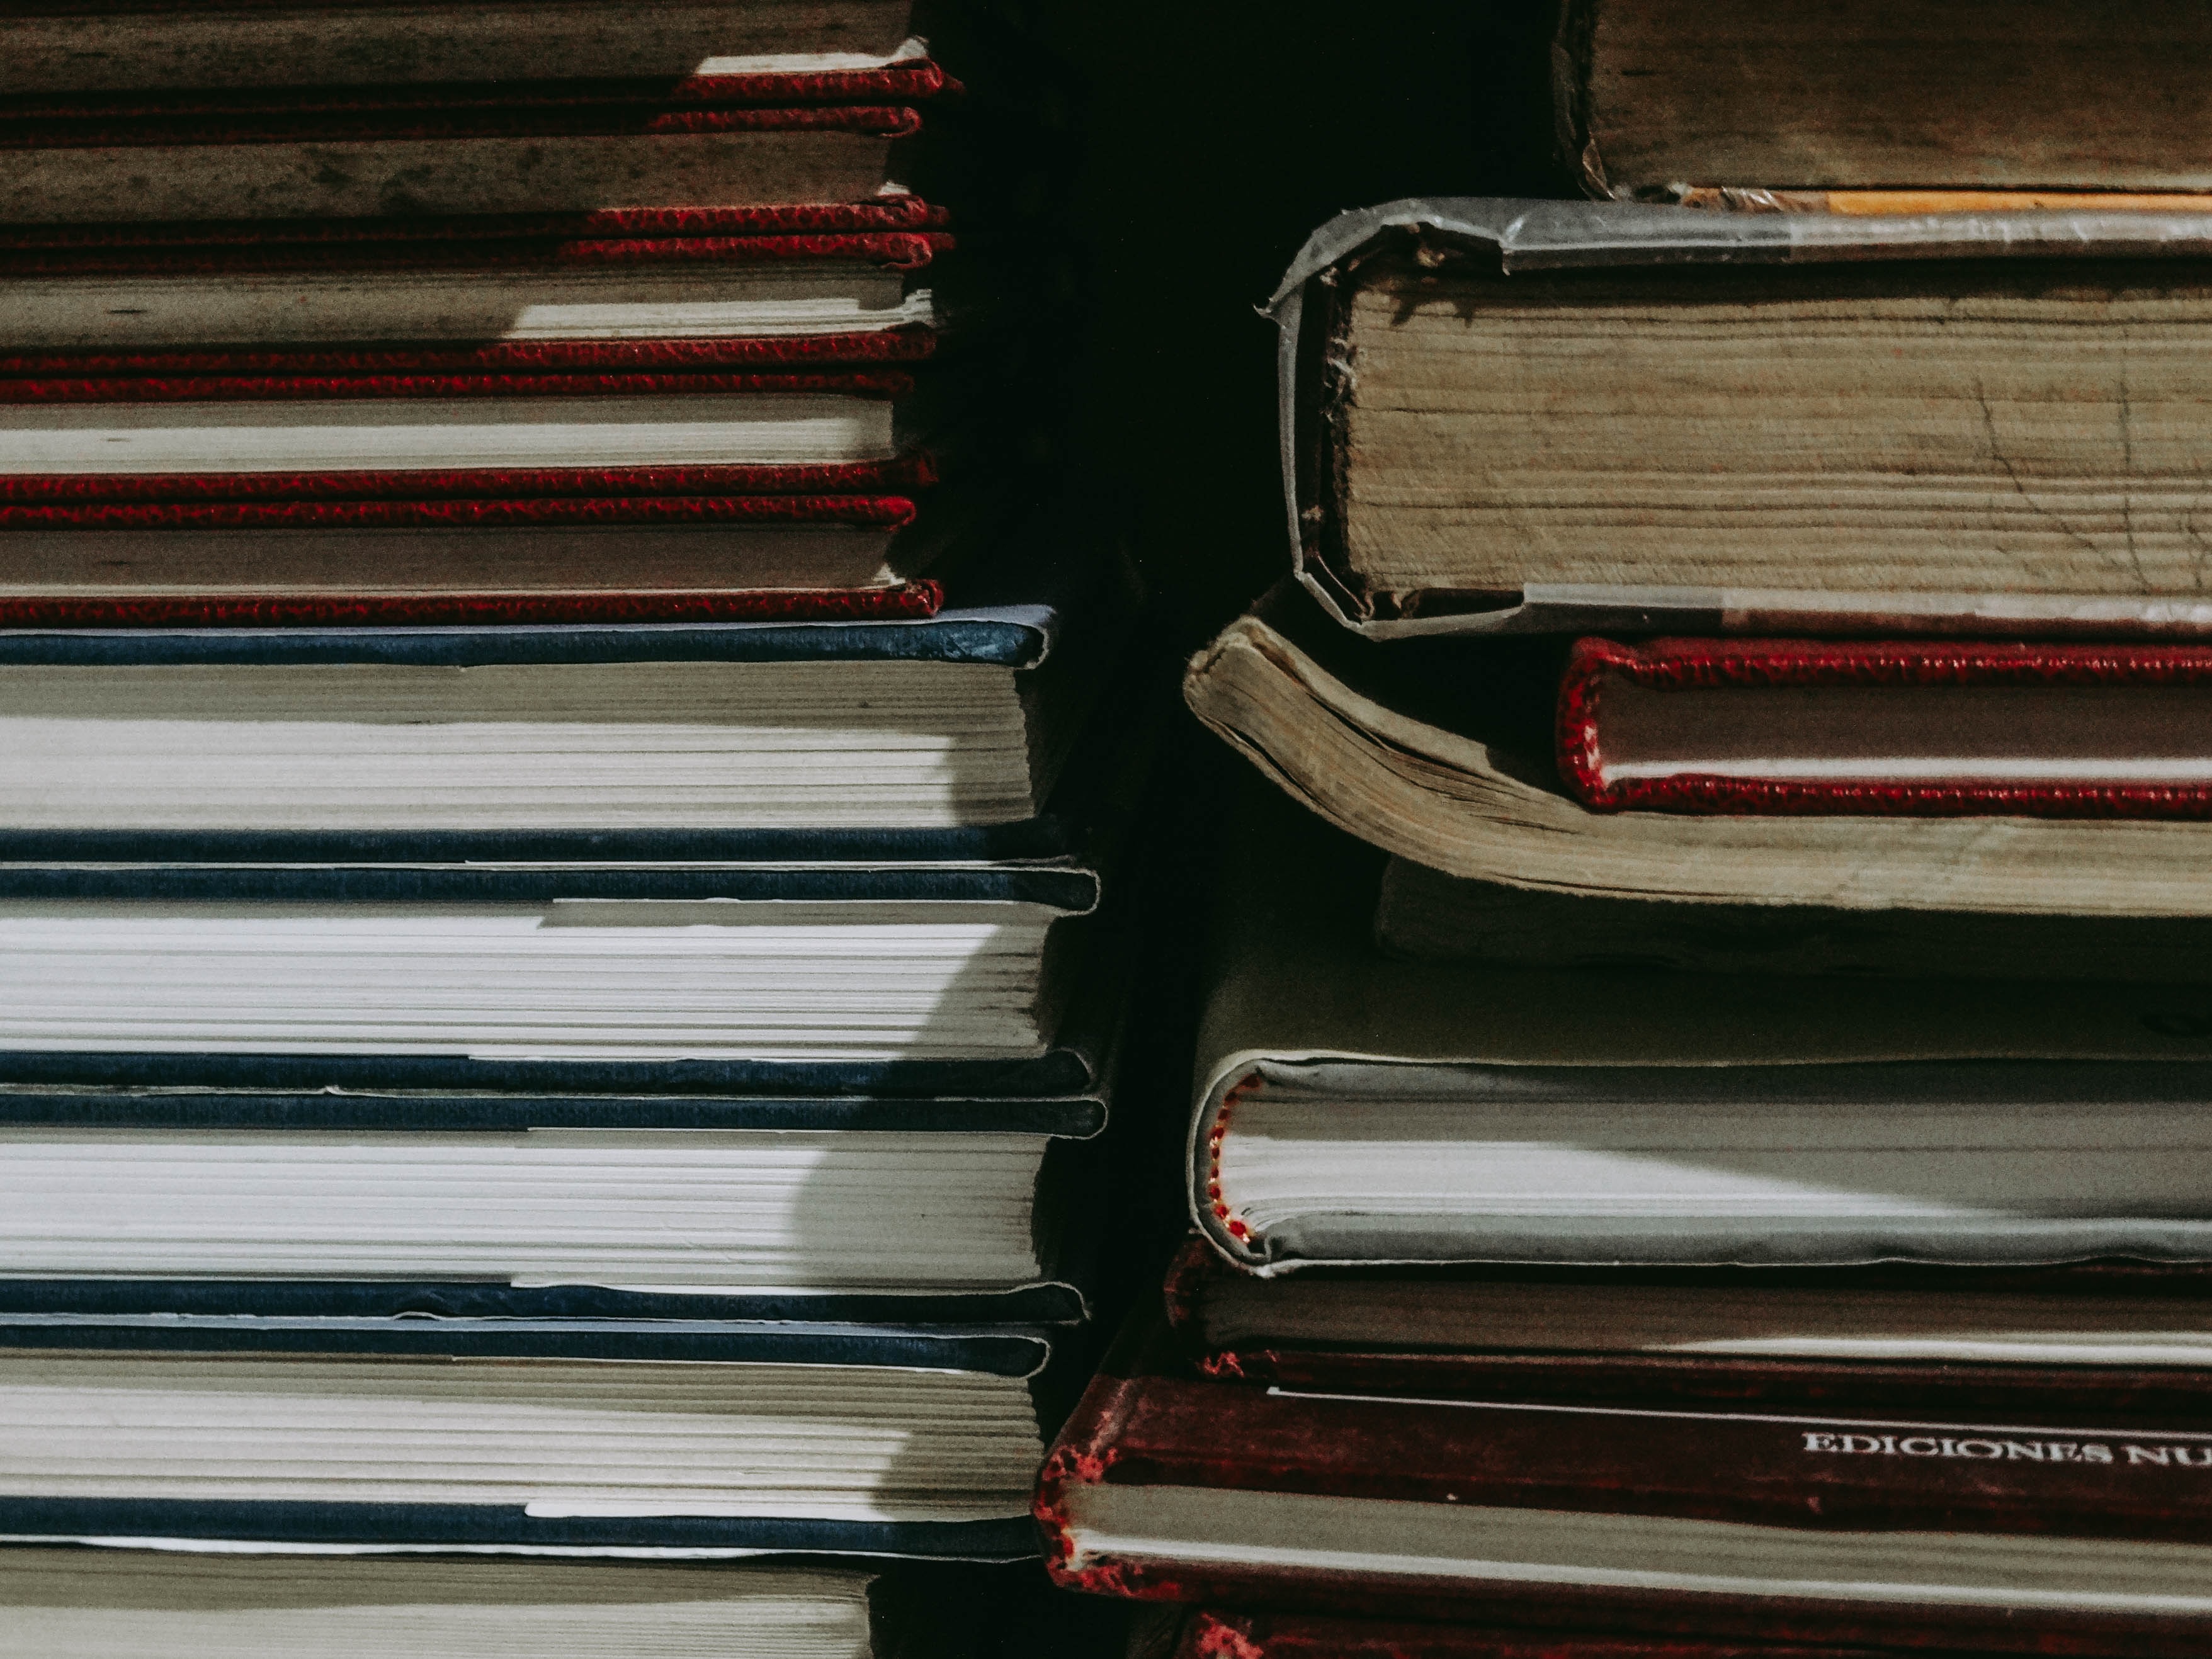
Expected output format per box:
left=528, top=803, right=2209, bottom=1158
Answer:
left=1042, top=13, right=2212, bottom=1659
left=0, top=1, right=1138, bottom=1651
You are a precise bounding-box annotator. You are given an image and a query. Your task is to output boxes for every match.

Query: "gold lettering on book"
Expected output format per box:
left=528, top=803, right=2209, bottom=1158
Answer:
left=1798, top=1430, right=2212, bottom=1468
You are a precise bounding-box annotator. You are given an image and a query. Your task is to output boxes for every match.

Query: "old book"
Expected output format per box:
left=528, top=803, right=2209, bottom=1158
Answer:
left=5, top=0, right=947, bottom=91
left=0, top=203, right=958, bottom=351
left=0, top=556, right=1117, bottom=832
left=0, top=1315, right=1065, bottom=1556
left=1184, top=782, right=2212, bottom=1274
left=1552, top=0, right=2212, bottom=198
left=1172, top=1608, right=1931, bottom=1659
left=1184, top=584, right=2212, bottom=915
left=1273, top=199, right=2212, bottom=639
left=1557, top=637, right=2212, bottom=818
left=0, top=1554, right=914, bottom=1659
left=1038, top=1317, right=2212, bottom=1655
left=1163, top=1238, right=2212, bottom=1415
left=1373, top=856, right=2212, bottom=980
left=0, top=66, right=984, bottom=222
left=0, top=1085, right=1116, bottom=1304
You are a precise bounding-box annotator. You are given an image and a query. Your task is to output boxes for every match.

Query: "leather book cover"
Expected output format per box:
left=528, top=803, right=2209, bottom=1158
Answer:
left=1176, top=1608, right=1936, bottom=1659
left=1038, top=1318, right=2212, bottom=1654
left=1557, top=637, right=2212, bottom=818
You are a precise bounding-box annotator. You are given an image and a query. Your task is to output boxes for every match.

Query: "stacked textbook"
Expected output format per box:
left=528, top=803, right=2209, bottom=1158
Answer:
left=1046, top=13, right=2212, bottom=1659
left=0, top=1, right=1132, bottom=1652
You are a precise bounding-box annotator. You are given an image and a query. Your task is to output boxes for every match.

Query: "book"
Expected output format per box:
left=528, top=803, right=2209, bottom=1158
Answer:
left=1551, top=0, right=2212, bottom=199
left=0, top=856, right=1121, bottom=1094
left=1184, top=782, right=2212, bottom=1274
left=1371, top=858, right=2212, bottom=982
left=1555, top=637, right=2212, bottom=818
left=0, top=65, right=987, bottom=223
left=0, top=1079, right=1119, bottom=1312
left=0, top=1553, right=926, bottom=1659
left=1162, top=1238, right=2212, bottom=1415
left=0, top=1313, right=1066, bottom=1556
left=1038, top=1316, right=2212, bottom=1655
left=1271, top=198, right=2212, bottom=640
left=1171, top=1607, right=1924, bottom=1659
left=0, top=203, right=1048, bottom=620
left=0, top=563, right=1116, bottom=833
left=7, top=0, right=950, bottom=91
left=0, top=203, right=959, bottom=349
left=1184, top=583, right=2212, bottom=915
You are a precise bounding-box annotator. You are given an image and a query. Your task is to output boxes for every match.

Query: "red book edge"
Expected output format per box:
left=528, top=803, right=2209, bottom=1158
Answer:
left=0, top=65, right=956, bottom=123
left=0, top=201, right=952, bottom=249
left=0, top=101, right=924, bottom=152
left=0, top=582, right=943, bottom=628
left=0, top=367, right=914, bottom=404
left=1179, top=1607, right=1924, bottom=1659
left=0, top=329, right=938, bottom=380
left=0, top=455, right=939, bottom=505
left=0, top=494, right=917, bottom=531
left=1557, top=635, right=2212, bottom=820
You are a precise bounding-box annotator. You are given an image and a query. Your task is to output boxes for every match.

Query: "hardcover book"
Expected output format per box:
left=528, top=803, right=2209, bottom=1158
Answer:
left=0, top=1554, right=948, bottom=1659
left=1554, top=638, right=2212, bottom=819
left=1172, top=1608, right=1940, bottom=1659
left=1371, top=858, right=2212, bottom=982
left=1551, top=0, right=2212, bottom=198
left=1185, top=583, right=2212, bottom=915
left=1038, top=1317, right=2212, bottom=1655
left=1271, top=199, right=2212, bottom=640
left=1184, top=784, right=2212, bottom=1274
left=0, top=1313, right=1070, bottom=1556
left=1162, top=1239, right=2212, bottom=1415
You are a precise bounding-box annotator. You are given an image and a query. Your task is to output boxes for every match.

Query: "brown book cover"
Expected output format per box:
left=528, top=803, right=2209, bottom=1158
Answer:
left=1162, top=1239, right=2212, bottom=1418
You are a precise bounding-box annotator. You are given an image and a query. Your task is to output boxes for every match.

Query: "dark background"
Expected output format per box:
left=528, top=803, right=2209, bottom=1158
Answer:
left=1031, top=0, right=1573, bottom=642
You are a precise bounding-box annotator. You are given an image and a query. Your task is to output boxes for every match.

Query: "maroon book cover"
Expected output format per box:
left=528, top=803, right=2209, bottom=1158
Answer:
left=1160, top=1239, right=2212, bottom=1418
left=1176, top=1608, right=1954, bottom=1659
left=0, top=65, right=958, bottom=150
left=1556, top=637, right=2212, bottom=819
left=0, top=456, right=939, bottom=505
left=0, top=204, right=953, bottom=278
left=1038, top=1318, right=2212, bottom=1656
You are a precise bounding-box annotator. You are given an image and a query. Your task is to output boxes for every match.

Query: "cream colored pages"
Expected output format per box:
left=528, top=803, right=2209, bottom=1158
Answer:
left=1184, top=601, right=2212, bottom=917
left=1184, top=783, right=2212, bottom=1267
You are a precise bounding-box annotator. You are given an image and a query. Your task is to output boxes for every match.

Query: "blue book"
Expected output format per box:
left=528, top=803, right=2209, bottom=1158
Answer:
left=0, top=1313, right=1086, bottom=1558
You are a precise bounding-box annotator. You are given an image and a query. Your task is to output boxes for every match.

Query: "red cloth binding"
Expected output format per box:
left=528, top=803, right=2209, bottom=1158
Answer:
left=0, top=456, right=939, bottom=503
left=0, top=369, right=913, bottom=404
left=0, top=494, right=917, bottom=531
left=1558, top=635, right=2212, bottom=820
left=0, top=66, right=955, bottom=124
left=0, top=230, right=952, bottom=278
left=0, top=331, right=938, bottom=380
left=0, top=101, right=926, bottom=150
left=0, top=584, right=943, bottom=628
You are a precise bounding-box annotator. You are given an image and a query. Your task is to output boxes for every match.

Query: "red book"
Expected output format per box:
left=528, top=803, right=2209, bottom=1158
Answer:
left=1557, top=638, right=2212, bottom=818
left=1038, top=1317, right=2212, bottom=1656
left=1176, top=1609, right=1936, bottom=1659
